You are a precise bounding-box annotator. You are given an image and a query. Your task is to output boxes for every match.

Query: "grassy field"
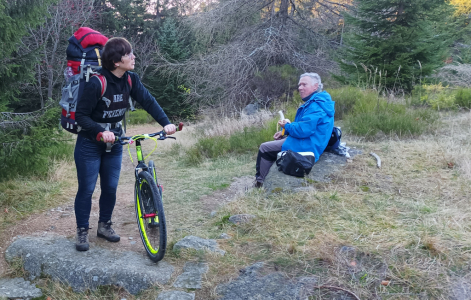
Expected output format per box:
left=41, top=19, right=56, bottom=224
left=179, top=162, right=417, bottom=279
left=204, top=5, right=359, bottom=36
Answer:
left=1, top=98, right=471, bottom=299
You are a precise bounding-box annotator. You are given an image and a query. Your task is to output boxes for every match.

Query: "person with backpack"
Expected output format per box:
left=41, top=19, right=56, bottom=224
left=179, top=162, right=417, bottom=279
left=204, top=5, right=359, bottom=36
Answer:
left=74, top=37, right=176, bottom=251
left=254, top=73, right=335, bottom=187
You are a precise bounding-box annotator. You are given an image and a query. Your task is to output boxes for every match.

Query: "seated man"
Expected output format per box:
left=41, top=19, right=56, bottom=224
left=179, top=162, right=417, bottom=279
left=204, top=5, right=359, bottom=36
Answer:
left=254, top=73, right=335, bottom=187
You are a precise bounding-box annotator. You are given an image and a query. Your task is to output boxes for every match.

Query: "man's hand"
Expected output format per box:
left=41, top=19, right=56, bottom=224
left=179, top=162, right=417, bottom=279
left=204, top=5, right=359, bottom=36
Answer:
left=278, top=119, right=289, bottom=128
left=273, top=131, right=283, bottom=140
left=164, top=124, right=176, bottom=135
left=101, top=131, right=116, bottom=143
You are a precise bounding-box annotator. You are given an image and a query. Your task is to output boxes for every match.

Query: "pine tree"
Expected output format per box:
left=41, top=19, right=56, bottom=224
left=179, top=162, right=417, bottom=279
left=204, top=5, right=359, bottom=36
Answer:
left=146, top=17, right=195, bottom=120
left=338, top=0, right=452, bottom=92
left=0, top=0, right=55, bottom=110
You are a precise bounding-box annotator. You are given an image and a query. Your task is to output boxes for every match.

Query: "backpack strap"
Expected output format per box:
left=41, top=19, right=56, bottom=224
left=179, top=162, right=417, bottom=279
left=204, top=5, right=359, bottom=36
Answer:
left=95, top=48, right=102, bottom=66
left=126, top=73, right=135, bottom=111
left=91, top=74, right=107, bottom=97
left=127, top=73, right=132, bottom=89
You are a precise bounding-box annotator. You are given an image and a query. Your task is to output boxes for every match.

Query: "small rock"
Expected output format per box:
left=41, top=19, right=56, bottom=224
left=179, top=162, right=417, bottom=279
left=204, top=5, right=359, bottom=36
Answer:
left=60, top=213, right=70, bottom=218
left=173, top=236, right=225, bottom=255
left=228, top=214, right=255, bottom=225
left=218, top=233, right=231, bottom=239
left=347, top=159, right=353, bottom=163
left=130, top=241, right=136, bottom=245
left=0, top=277, right=42, bottom=300
left=210, top=211, right=217, bottom=217
left=243, top=103, right=258, bottom=116
left=216, top=262, right=318, bottom=300
left=128, top=237, right=133, bottom=240
left=157, top=290, right=195, bottom=300
left=339, top=246, right=356, bottom=254
left=173, top=262, right=209, bottom=289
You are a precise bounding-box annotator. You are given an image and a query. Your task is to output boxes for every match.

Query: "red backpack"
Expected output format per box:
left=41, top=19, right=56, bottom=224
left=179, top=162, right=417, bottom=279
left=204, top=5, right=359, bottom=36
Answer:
left=60, top=27, right=133, bottom=133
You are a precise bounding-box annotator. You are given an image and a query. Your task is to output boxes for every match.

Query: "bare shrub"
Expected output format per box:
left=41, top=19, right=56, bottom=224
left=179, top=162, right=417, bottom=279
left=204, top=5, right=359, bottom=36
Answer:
left=434, top=63, right=471, bottom=88
left=21, top=0, right=96, bottom=108
left=159, top=0, right=349, bottom=114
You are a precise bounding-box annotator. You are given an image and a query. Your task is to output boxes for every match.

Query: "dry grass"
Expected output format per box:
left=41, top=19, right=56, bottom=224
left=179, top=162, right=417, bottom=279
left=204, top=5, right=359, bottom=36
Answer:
left=191, top=111, right=471, bottom=299
left=194, top=109, right=274, bottom=137
left=4, top=110, right=471, bottom=299
left=0, top=156, right=77, bottom=230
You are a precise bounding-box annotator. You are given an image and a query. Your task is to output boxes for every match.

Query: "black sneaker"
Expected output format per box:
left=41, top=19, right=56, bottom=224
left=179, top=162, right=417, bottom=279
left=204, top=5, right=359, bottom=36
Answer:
left=76, top=227, right=90, bottom=251
left=97, top=220, right=120, bottom=242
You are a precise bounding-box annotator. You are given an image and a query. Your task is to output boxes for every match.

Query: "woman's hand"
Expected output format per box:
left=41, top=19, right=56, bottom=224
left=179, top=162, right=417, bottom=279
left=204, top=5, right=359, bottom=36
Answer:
left=164, top=124, right=176, bottom=135
left=273, top=131, right=283, bottom=140
left=101, top=131, right=116, bottom=143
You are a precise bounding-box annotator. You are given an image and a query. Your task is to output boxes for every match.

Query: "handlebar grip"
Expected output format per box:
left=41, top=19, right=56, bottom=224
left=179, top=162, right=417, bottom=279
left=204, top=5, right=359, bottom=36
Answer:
left=96, top=132, right=119, bottom=143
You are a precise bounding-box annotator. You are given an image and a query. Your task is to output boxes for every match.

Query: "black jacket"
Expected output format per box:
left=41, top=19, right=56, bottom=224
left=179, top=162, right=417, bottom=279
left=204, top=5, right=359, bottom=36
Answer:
left=76, top=67, right=171, bottom=141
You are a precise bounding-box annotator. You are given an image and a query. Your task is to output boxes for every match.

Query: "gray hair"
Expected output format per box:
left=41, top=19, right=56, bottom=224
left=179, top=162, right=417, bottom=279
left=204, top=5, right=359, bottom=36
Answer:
left=300, top=73, right=323, bottom=92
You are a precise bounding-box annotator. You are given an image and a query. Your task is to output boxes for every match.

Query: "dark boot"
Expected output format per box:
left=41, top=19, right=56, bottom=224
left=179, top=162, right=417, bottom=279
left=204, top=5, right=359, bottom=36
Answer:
left=76, top=227, right=90, bottom=251
left=97, top=220, right=120, bottom=242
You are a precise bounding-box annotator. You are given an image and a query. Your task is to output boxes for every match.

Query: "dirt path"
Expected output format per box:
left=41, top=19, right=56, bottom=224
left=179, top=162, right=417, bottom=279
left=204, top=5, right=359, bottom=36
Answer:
left=0, top=124, right=252, bottom=276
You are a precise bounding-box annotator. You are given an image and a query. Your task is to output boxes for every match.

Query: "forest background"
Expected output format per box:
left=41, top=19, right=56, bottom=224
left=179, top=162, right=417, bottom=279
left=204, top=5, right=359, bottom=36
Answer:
left=1, top=0, right=471, bottom=178
left=2, top=1, right=471, bottom=298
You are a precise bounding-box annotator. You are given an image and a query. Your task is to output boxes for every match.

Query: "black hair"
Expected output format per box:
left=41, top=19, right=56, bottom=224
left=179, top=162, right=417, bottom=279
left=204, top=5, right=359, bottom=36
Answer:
left=101, top=37, right=132, bottom=71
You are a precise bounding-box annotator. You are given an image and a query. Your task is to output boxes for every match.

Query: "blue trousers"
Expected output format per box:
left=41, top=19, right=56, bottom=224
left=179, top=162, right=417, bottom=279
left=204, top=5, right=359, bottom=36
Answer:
left=74, top=135, right=122, bottom=228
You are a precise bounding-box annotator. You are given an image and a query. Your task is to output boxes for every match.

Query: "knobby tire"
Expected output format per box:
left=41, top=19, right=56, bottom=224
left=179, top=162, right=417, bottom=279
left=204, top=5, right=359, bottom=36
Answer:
left=135, top=171, right=167, bottom=262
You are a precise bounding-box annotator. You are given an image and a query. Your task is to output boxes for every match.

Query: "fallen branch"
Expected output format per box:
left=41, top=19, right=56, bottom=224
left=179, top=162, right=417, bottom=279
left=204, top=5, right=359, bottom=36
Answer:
left=311, top=285, right=361, bottom=300
left=370, top=152, right=381, bottom=168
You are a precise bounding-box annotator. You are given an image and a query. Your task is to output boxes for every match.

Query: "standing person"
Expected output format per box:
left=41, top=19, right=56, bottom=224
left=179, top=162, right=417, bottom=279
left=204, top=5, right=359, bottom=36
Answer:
left=254, top=73, right=335, bottom=187
left=74, top=37, right=176, bottom=251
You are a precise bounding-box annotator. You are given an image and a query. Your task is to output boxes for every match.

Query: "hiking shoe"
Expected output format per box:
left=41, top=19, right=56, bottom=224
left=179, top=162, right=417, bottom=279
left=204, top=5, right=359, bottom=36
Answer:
left=76, top=227, right=90, bottom=251
left=97, top=220, right=120, bottom=242
left=253, top=180, right=263, bottom=188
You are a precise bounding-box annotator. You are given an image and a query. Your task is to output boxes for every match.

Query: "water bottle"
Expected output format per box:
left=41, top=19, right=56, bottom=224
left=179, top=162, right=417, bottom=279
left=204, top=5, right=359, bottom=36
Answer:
left=64, top=66, right=74, bottom=79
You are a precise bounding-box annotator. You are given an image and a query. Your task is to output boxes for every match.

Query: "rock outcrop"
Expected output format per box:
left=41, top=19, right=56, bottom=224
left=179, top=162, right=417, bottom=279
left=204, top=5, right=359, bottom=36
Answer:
left=5, top=236, right=174, bottom=295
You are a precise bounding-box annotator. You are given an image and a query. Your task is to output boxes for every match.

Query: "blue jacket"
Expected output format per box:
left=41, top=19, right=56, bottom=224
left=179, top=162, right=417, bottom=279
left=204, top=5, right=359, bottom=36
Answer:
left=282, top=91, right=335, bottom=162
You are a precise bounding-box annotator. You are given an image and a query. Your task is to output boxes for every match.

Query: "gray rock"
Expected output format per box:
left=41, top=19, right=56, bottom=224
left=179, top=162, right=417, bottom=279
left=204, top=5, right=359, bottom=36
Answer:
left=243, top=104, right=258, bottom=116
left=173, top=236, right=225, bottom=255
left=157, top=290, right=195, bottom=300
left=228, top=214, right=255, bottom=225
left=210, top=211, right=217, bottom=218
left=339, top=246, right=356, bottom=254
left=450, top=277, right=471, bottom=300
left=264, top=149, right=362, bottom=194
left=218, top=233, right=231, bottom=239
left=5, top=236, right=174, bottom=295
left=173, top=262, right=208, bottom=289
left=216, top=262, right=318, bottom=300
left=0, top=277, right=42, bottom=300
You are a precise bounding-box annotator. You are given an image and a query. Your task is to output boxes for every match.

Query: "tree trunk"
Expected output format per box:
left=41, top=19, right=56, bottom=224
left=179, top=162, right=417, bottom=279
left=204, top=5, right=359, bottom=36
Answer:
left=37, top=64, right=44, bottom=109
left=280, top=0, right=289, bottom=25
